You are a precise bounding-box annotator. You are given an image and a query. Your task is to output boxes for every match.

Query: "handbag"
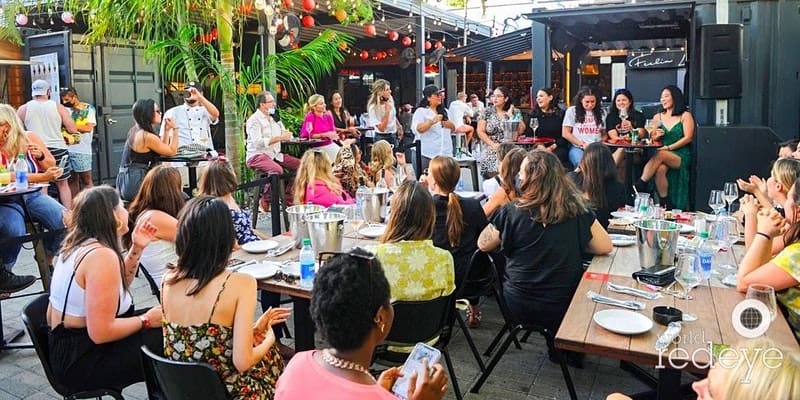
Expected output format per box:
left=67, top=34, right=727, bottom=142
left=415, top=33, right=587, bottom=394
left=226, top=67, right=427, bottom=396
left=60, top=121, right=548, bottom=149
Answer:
left=116, top=162, right=149, bottom=201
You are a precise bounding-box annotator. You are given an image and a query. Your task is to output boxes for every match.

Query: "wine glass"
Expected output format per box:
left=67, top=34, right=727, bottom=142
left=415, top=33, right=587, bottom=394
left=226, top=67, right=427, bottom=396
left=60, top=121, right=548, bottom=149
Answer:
left=675, top=254, right=702, bottom=322
left=745, top=283, right=777, bottom=322
left=644, top=119, right=655, bottom=137
left=723, top=182, right=739, bottom=215
left=708, top=190, right=726, bottom=219
left=619, top=109, right=629, bottom=135
left=529, top=117, right=539, bottom=138
left=348, top=206, right=365, bottom=236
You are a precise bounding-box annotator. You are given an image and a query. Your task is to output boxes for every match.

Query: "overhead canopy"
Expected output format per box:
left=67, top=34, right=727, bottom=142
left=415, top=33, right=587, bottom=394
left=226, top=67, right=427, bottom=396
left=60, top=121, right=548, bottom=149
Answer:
left=449, top=29, right=531, bottom=62
left=526, top=0, right=694, bottom=52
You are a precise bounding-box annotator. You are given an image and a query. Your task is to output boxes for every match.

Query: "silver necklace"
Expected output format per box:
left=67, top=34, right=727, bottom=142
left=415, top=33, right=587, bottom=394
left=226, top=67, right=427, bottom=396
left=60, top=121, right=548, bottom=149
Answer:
left=321, top=349, right=374, bottom=380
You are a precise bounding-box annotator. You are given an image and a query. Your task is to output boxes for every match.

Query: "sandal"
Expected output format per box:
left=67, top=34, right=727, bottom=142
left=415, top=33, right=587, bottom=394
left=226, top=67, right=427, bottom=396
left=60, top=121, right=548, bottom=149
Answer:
left=466, top=305, right=482, bottom=328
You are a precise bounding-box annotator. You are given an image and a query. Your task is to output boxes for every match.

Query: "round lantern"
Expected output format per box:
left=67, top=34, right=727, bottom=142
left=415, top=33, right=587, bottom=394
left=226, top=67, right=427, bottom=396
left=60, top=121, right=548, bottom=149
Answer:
left=360, top=50, right=369, bottom=60
left=283, top=0, right=293, bottom=7
left=302, top=0, right=316, bottom=12
left=335, top=9, right=347, bottom=22
left=302, top=15, right=315, bottom=27
left=401, top=36, right=412, bottom=47
left=424, top=40, right=432, bottom=50
left=387, top=31, right=399, bottom=41
left=363, top=24, right=376, bottom=36
left=15, top=14, right=28, bottom=26
left=434, top=41, right=443, bottom=49
left=61, top=11, right=75, bottom=24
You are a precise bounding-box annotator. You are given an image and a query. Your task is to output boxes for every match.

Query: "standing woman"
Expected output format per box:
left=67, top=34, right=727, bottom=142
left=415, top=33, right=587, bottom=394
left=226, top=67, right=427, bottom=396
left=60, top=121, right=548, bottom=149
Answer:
left=527, top=88, right=568, bottom=168
left=562, top=86, right=604, bottom=168
left=367, top=79, right=399, bottom=148
left=605, top=89, right=646, bottom=165
left=301, top=94, right=340, bottom=162
left=476, top=86, right=524, bottom=178
left=635, top=85, right=695, bottom=210
left=411, top=85, right=456, bottom=171
left=330, top=92, right=358, bottom=141
left=568, top=143, right=627, bottom=229
left=427, top=156, right=488, bottom=327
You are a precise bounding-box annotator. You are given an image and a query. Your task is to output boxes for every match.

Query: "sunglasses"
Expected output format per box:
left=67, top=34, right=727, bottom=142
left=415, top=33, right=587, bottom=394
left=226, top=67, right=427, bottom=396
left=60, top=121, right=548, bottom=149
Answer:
left=318, top=248, right=376, bottom=301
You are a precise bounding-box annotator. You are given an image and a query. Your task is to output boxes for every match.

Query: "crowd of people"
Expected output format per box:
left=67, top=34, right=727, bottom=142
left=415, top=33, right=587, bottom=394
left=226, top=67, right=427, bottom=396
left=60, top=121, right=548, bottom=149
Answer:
left=2, top=75, right=800, bottom=400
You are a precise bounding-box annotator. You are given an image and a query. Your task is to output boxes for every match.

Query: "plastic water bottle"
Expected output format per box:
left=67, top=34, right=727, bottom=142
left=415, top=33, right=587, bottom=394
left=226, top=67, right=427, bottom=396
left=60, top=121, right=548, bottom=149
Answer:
left=14, top=154, right=28, bottom=189
left=299, top=238, right=315, bottom=288
left=695, top=231, right=714, bottom=281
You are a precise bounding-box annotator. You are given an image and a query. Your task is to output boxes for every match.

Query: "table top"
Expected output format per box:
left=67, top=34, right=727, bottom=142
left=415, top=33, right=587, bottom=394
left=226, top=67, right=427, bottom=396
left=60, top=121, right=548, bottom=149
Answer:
left=604, top=139, right=663, bottom=149
left=158, top=153, right=212, bottom=163
left=514, top=137, right=555, bottom=146
left=0, top=183, right=48, bottom=198
left=283, top=138, right=325, bottom=145
left=556, top=244, right=799, bottom=372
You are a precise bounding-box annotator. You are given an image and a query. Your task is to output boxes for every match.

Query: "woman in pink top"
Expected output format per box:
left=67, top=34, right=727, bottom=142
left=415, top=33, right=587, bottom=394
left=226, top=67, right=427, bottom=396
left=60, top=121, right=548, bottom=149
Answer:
left=293, top=150, right=355, bottom=207
left=301, top=94, right=340, bottom=162
left=275, top=249, right=448, bottom=400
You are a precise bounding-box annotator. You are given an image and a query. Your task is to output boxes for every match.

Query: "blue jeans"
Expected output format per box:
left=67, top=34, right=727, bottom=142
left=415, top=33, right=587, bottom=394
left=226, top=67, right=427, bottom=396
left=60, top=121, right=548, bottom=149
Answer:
left=568, top=146, right=584, bottom=169
left=0, top=192, right=66, bottom=272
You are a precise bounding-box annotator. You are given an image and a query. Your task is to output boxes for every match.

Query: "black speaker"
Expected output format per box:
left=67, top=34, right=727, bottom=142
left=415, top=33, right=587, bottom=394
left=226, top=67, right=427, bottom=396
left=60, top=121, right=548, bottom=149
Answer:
left=692, top=126, right=778, bottom=212
left=698, top=24, right=743, bottom=99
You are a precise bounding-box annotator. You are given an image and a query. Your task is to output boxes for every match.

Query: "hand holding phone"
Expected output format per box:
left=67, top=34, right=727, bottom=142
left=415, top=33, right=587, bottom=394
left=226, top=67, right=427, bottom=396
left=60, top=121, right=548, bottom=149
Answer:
left=391, top=343, right=443, bottom=399
left=58, top=155, right=70, bottom=169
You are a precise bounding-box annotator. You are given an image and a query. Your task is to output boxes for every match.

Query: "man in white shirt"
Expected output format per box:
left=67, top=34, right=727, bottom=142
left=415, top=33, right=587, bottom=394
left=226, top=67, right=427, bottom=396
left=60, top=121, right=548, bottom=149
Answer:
left=245, top=91, right=299, bottom=212
left=159, top=81, right=220, bottom=147
left=448, top=92, right=475, bottom=152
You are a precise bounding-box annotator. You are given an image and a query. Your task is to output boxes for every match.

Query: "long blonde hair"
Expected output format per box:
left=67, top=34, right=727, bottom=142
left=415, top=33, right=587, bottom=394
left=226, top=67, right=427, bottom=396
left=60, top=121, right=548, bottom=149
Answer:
left=303, top=94, right=325, bottom=114
left=429, top=156, right=463, bottom=247
left=367, top=79, right=390, bottom=111
left=0, top=104, right=29, bottom=158
left=369, top=140, right=394, bottom=183
left=294, top=150, right=342, bottom=203
left=772, top=158, right=800, bottom=192
left=721, top=339, right=800, bottom=399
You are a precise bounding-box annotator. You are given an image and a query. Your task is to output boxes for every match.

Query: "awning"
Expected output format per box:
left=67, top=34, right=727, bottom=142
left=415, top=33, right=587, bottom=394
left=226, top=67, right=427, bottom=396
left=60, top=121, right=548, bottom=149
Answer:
left=526, top=0, right=694, bottom=51
left=449, top=29, right=531, bottom=62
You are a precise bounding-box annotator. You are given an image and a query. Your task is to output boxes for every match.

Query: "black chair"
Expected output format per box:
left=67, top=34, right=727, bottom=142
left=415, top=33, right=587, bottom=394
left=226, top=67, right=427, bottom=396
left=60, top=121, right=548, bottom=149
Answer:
left=451, top=250, right=494, bottom=372
left=373, top=294, right=464, bottom=400
left=140, top=345, right=230, bottom=400
left=468, top=254, right=578, bottom=400
left=21, top=294, right=124, bottom=400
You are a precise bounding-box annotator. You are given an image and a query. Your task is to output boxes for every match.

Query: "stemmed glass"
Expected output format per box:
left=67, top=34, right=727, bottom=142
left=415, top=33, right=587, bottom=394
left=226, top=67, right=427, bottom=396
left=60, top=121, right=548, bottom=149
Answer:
left=723, top=182, right=739, bottom=215
left=675, top=254, right=702, bottom=322
left=745, top=284, right=777, bottom=322
left=346, top=206, right=365, bottom=237
left=619, top=109, right=629, bottom=135
left=708, top=190, right=726, bottom=219
left=529, top=117, right=539, bottom=140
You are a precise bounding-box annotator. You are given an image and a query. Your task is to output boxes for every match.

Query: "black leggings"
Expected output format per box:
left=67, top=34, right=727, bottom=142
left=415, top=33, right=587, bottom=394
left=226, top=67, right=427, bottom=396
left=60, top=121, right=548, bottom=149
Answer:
left=48, top=309, right=163, bottom=393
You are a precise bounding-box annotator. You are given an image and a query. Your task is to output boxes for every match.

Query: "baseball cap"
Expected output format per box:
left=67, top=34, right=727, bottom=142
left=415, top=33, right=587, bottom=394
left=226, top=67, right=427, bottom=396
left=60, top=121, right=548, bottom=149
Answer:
left=184, top=81, right=202, bottom=92
left=402, top=104, right=413, bottom=111
left=31, top=79, right=50, bottom=96
left=422, top=85, right=445, bottom=98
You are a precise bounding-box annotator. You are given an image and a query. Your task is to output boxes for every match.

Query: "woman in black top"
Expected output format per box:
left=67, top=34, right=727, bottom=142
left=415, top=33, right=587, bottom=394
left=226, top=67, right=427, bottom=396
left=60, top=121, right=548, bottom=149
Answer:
left=605, top=89, right=646, bottom=165
left=524, top=88, right=568, bottom=168
left=477, top=150, right=611, bottom=353
left=427, top=156, right=488, bottom=327
left=329, top=92, right=358, bottom=141
left=568, top=142, right=627, bottom=228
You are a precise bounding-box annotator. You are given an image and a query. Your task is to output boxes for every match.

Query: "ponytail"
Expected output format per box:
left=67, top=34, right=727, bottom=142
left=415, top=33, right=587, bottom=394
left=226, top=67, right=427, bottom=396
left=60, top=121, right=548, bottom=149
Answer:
left=446, top=192, right=464, bottom=248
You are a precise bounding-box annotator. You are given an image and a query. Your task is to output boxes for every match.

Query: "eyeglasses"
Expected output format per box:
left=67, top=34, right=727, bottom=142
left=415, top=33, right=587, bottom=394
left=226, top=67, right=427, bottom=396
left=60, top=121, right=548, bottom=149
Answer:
left=317, top=249, right=376, bottom=301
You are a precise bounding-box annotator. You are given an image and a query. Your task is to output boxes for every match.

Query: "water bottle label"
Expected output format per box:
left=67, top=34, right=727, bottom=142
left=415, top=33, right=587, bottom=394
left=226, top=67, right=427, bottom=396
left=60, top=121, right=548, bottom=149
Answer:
left=300, top=261, right=315, bottom=287
left=698, top=253, right=712, bottom=279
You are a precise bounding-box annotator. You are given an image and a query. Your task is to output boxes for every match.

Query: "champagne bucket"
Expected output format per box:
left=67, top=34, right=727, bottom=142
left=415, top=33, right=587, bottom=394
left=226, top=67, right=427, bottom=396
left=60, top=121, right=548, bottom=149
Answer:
left=356, top=187, right=390, bottom=223
left=501, top=120, right=520, bottom=142
left=306, top=212, right=346, bottom=255
left=286, top=204, right=325, bottom=248
left=634, top=219, right=680, bottom=269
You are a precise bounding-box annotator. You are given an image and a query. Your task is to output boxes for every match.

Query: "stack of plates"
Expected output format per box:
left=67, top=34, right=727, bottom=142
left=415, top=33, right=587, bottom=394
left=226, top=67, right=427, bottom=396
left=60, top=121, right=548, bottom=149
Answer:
left=241, top=240, right=279, bottom=254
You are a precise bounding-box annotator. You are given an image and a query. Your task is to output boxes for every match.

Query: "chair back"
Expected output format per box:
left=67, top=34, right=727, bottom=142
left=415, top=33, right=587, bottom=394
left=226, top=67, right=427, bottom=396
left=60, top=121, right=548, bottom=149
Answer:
left=21, top=294, right=72, bottom=396
left=140, top=345, right=230, bottom=400
left=485, top=252, right=518, bottom=325
left=454, top=250, right=494, bottom=301
left=384, top=295, right=452, bottom=345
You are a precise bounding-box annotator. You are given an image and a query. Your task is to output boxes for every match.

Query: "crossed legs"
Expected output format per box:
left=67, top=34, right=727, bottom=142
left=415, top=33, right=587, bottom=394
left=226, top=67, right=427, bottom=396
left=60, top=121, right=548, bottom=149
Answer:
left=640, top=150, right=681, bottom=198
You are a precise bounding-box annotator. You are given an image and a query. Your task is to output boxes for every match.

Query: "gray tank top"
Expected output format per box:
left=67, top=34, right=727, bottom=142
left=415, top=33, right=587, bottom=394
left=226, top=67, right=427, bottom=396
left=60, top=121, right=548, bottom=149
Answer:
left=24, top=100, right=65, bottom=149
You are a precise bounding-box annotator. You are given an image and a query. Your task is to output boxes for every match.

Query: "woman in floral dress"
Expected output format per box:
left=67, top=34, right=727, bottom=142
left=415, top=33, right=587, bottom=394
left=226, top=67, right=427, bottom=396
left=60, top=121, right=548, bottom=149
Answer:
left=476, top=86, right=524, bottom=178
left=161, top=196, right=291, bottom=399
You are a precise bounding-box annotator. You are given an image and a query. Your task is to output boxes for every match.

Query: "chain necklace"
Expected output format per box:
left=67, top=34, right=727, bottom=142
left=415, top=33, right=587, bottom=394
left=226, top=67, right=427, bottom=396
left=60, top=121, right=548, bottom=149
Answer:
left=321, top=349, right=375, bottom=381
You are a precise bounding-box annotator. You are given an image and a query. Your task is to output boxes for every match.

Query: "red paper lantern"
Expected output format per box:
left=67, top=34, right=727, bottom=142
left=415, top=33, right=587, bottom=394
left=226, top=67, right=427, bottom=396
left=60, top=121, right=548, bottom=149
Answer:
left=302, top=15, right=315, bottom=27
left=302, top=0, right=316, bottom=12
left=360, top=50, right=369, bottom=60
left=424, top=41, right=432, bottom=50
left=401, top=36, right=412, bottom=47
left=434, top=41, right=443, bottom=49
left=364, top=24, right=376, bottom=36
left=283, top=0, right=293, bottom=7
left=387, top=31, right=399, bottom=41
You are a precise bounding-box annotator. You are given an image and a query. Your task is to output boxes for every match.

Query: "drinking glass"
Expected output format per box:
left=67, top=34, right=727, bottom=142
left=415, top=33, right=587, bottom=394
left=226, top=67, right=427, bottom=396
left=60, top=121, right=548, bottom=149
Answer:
left=644, top=119, right=655, bottom=136
left=675, top=253, right=702, bottom=322
left=529, top=117, right=539, bottom=137
left=634, top=193, right=651, bottom=216
left=708, top=190, right=726, bottom=219
left=0, top=171, right=9, bottom=186
left=619, top=109, right=629, bottom=134
left=348, top=206, right=365, bottom=236
left=723, top=182, right=739, bottom=214
left=745, top=283, right=777, bottom=321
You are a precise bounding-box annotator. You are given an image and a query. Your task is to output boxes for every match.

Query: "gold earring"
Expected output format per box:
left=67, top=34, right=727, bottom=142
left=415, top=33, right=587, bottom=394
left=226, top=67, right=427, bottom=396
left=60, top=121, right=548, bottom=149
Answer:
left=116, top=219, right=124, bottom=230
left=380, top=323, right=385, bottom=333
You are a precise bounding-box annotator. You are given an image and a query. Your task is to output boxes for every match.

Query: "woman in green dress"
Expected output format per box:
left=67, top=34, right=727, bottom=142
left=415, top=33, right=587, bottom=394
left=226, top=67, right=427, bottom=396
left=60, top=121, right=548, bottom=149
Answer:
left=635, top=85, right=695, bottom=209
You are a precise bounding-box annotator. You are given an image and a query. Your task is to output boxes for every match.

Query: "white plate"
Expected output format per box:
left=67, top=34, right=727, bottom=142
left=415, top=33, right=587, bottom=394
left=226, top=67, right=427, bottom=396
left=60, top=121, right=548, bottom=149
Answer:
left=241, top=240, right=279, bottom=253
left=593, top=309, right=654, bottom=335
left=359, top=224, right=387, bottom=239
left=679, top=224, right=695, bottom=234
left=236, top=262, right=279, bottom=280
left=608, top=217, right=635, bottom=226
left=609, top=234, right=636, bottom=247
left=611, top=211, right=641, bottom=219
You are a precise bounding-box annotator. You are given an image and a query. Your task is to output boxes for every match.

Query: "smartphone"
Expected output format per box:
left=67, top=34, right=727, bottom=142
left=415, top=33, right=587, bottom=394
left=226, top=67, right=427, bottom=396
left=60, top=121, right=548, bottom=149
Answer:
left=58, top=155, right=70, bottom=169
left=391, top=343, right=442, bottom=399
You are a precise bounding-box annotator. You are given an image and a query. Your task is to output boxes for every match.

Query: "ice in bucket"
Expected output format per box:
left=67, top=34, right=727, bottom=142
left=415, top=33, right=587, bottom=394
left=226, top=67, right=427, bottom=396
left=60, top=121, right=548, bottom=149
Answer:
left=634, top=219, right=680, bottom=269
left=306, top=212, right=346, bottom=256
left=286, top=204, right=325, bottom=248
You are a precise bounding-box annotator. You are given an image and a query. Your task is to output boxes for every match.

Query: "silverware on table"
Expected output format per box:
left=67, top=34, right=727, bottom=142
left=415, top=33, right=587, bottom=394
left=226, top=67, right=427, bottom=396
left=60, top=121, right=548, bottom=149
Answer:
left=607, top=282, right=662, bottom=300
left=587, top=290, right=646, bottom=310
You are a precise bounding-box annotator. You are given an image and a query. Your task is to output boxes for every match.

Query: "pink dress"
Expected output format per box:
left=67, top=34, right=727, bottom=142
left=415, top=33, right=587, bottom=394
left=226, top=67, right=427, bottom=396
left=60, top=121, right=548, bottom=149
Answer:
left=275, top=351, right=398, bottom=400
left=304, top=179, right=355, bottom=208
left=301, top=111, right=336, bottom=147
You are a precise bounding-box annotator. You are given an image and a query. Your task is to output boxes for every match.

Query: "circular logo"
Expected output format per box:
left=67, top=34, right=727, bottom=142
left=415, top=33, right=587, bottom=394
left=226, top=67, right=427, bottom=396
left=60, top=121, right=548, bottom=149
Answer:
left=731, top=299, right=772, bottom=338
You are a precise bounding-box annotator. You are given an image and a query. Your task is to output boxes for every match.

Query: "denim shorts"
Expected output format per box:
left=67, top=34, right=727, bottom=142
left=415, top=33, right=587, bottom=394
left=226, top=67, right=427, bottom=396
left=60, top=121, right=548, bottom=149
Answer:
left=68, top=152, right=92, bottom=173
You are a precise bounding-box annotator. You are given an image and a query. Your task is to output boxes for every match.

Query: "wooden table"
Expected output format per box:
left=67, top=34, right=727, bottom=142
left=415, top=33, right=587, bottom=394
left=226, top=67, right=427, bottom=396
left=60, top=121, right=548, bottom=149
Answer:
left=556, top=244, right=798, bottom=399
left=232, top=230, right=379, bottom=351
left=513, top=137, right=555, bottom=150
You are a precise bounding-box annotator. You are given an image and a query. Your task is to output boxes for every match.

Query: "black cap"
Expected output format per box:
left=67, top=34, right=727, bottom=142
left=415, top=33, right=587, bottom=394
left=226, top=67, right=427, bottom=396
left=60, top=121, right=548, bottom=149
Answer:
left=185, top=81, right=202, bottom=92
left=422, top=85, right=444, bottom=98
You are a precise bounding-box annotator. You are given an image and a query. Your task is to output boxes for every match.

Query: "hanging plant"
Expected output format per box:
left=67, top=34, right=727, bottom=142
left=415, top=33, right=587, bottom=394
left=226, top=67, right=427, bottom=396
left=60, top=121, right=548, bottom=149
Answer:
left=329, top=0, right=373, bottom=25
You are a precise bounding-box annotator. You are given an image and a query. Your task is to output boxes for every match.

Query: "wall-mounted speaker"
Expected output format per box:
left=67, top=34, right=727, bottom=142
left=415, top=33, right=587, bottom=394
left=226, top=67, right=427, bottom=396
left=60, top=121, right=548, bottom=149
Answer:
left=698, top=24, right=743, bottom=99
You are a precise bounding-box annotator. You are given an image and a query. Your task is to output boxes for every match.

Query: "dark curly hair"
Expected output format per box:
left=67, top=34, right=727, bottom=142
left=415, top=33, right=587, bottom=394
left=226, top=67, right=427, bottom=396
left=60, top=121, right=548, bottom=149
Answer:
left=310, top=248, right=391, bottom=351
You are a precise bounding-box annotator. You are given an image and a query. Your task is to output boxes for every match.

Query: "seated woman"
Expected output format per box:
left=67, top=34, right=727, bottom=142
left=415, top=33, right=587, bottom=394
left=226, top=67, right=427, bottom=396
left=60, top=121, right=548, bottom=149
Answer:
left=118, top=99, right=179, bottom=201
left=162, top=196, right=290, bottom=399
left=526, top=88, right=568, bottom=168
left=275, top=250, right=448, bottom=400
left=777, top=139, right=799, bottom=160
left=568, top=143, right=627, bottom=229
left=634, top=85, right=695, bottom=210
left=561, top=86, right=604, bottom=168
left=428, top=156, right=488, bottom=327
left=376, top=181, right=455, bottom=302
left=294, top=150, right=355, bottom=208
left=0, top=103, right=66, bottom=293
left=478, top=150, right=612, bottom=364
left=301, top=94, right=340, bottom=162
left=482, top=147, right=526, bottom=217
left=369, top=140, right=415, bottom=189
left=605, top=89, right=646, bottom=166
left=333, top=140, right=370, bottom=198
left=481, top=143, right=516, bottom=198
left=47, top=186, right=163, bottom=395
left=738, top=177, right=800, bottom=340
left=126, top=165, right=184, bottom=287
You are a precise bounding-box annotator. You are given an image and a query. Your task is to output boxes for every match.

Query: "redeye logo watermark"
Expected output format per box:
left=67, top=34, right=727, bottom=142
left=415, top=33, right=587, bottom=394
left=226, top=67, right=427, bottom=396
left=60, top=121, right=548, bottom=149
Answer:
left=731, top=299, right=773, bottom=338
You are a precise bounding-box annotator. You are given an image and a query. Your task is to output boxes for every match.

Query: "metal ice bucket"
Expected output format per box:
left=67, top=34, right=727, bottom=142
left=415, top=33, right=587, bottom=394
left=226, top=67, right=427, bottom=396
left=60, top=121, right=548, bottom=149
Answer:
left=286, top=204, right=325, bottom=248
left=501, top=120, right=520, bottom=142
left=306, top=212, right=346, bottom=255
left=356, top=187, right=390, bottom=223
left=634, top=219, right=680, bottom=269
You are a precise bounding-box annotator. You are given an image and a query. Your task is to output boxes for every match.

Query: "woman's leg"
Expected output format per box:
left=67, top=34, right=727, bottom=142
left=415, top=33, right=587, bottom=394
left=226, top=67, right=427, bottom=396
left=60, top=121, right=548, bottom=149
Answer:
left=568, top=146, right=584, bottom=169
left=640, top=150, right=681, bottom=182
left=655, top=164, right=670, bottom=198
left=24, top=192, right=67, bottom=263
